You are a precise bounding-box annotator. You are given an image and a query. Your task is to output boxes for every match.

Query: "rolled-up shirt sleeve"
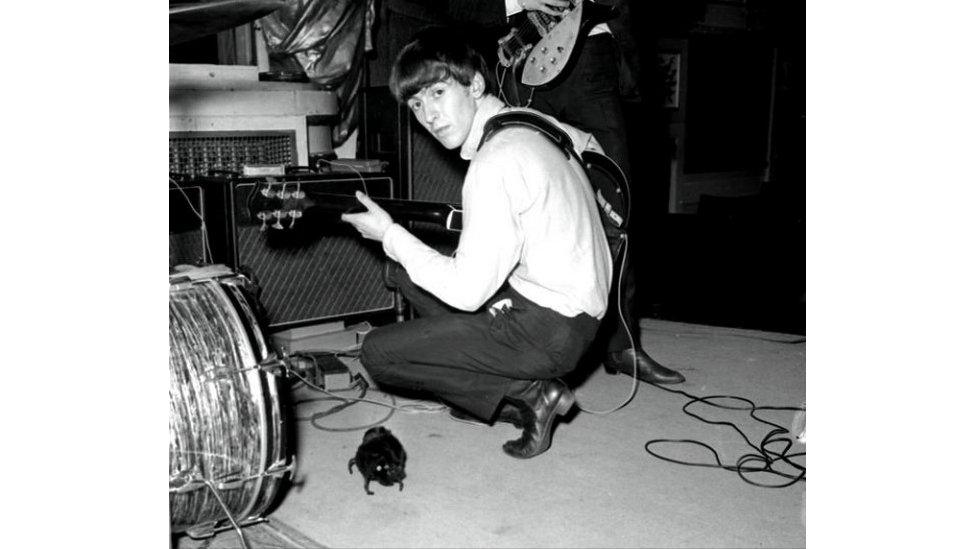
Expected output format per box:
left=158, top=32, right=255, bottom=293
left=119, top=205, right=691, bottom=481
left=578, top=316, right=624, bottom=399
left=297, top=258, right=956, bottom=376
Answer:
left=381, top=158, right=523, bottom=311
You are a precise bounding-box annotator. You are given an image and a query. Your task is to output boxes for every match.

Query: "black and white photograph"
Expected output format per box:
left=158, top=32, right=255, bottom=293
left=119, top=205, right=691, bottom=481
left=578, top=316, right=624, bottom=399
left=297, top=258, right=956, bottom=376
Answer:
left=167, top=1, right=806, bottom=547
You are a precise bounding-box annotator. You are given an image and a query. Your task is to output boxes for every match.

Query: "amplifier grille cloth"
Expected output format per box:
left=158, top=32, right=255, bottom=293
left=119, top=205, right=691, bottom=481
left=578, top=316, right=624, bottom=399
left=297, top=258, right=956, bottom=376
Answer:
left=170, top=231, right=207, bottom=267
left=236, top=229, right=391, bottom=327
left=231, top=176, right=396, bottom=328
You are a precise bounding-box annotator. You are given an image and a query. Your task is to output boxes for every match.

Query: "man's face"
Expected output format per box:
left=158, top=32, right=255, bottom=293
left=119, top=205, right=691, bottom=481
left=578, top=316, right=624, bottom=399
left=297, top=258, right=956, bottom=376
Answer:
left=406, top=75, right=481, bottom=150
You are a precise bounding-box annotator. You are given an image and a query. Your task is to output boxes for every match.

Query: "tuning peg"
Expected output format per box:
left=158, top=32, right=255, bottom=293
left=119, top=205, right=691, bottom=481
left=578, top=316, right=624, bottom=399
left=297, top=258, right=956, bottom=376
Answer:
left=272, top=210, right=284, bottom=230
left=256, top=211, right=270, bottom=231
left=293, top=189, right=305, bottom=199
left=287, top=209, right=302, bottom=229
left=260, top=184, right=274, bottom=197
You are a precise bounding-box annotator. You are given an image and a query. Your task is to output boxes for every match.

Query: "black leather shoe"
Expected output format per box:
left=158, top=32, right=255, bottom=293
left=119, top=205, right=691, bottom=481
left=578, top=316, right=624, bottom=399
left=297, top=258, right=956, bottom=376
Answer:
left=502, top=379, right=575, bottom=459
left=604, top=348, right=685, bottom=384
left=449, top=403, right=524, bottom=428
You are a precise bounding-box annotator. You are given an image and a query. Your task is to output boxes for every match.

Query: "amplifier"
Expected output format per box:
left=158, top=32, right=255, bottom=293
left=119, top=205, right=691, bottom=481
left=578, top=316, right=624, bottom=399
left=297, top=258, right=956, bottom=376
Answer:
left=183, top=173, right=397, bottom=329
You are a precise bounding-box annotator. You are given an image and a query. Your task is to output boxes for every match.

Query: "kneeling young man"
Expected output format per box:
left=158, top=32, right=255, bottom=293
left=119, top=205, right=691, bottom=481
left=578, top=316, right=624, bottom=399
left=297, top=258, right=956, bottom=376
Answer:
left=342, top=26, right=612, bottom=459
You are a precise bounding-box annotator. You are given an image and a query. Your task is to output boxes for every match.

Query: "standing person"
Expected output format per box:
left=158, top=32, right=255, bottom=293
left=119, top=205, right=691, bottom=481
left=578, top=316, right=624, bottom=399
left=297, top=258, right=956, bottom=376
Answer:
left=482, top=0, right=686, bottom=384
left=342, top=26, right=613, bottom=459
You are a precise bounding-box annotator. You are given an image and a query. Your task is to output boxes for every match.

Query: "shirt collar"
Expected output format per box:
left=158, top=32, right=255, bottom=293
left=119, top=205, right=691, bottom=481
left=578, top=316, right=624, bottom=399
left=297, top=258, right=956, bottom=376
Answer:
left=459, top=95, right=507, bottom=160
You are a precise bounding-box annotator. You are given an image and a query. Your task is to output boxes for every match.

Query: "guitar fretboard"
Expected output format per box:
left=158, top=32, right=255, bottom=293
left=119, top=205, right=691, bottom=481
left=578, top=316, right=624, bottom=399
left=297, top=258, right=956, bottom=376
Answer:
left=527, top=2, right=571, bottom=34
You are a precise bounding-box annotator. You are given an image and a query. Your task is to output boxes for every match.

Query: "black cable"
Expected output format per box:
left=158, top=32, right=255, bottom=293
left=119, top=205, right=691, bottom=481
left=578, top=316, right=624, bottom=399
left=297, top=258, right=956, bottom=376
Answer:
left=290, top=369, right=397, bottom=432
left=644, top=383, right=806, bottom=488
left=286, top=353, right=443, bottom=431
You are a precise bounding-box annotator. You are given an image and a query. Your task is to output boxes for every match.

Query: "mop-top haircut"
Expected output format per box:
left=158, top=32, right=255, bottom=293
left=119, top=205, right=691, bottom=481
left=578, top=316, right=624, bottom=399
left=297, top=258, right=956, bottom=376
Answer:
left=389, top=26, right=494, bottom=104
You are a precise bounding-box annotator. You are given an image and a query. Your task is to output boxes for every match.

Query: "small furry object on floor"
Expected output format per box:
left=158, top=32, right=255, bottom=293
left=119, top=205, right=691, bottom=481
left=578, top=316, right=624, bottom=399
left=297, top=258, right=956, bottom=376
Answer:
left=348, top=426, right=407, bottom=495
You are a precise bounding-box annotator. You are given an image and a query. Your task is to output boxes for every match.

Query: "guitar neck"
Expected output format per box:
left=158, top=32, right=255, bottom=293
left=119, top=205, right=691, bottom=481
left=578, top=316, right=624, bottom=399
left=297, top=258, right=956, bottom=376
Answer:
left=306, top=194, right=463, bottom=232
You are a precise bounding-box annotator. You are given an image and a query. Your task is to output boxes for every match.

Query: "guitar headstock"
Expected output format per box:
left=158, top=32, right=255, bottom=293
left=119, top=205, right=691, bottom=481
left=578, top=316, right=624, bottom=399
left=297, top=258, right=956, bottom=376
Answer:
left=247, top=179, right=313, bottom=231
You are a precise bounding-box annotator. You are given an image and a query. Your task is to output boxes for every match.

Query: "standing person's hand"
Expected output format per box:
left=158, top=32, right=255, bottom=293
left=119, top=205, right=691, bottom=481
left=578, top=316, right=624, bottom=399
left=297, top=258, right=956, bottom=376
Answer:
left=341, top=191, right=394, bottom=242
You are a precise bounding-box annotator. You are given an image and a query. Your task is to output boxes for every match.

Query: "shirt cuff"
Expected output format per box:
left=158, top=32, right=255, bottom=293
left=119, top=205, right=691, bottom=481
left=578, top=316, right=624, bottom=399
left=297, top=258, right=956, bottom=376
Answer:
left=505, top=0, right=522, bottom=17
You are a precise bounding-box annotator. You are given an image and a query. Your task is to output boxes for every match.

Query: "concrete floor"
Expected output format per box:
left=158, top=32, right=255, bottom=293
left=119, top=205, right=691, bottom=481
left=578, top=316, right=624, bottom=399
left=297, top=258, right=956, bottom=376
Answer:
left=176, top=318, right=805, bottom=548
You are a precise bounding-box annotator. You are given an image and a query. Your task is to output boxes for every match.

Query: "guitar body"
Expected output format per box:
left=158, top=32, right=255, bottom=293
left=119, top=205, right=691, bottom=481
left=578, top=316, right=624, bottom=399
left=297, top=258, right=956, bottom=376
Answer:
left=496, top=0, right=618, bottom=88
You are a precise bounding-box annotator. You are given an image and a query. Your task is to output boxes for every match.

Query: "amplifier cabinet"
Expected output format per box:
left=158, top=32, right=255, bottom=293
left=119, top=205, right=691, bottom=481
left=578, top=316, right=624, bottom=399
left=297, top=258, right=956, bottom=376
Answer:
left=191, top=173, right=397, bottom=329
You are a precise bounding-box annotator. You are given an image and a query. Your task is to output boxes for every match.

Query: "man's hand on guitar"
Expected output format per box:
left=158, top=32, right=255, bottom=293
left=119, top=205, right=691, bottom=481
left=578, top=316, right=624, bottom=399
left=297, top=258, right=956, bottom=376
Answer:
left=341, top=191, right=394, bottom=242
left=517, top=0, right=572, bottom=17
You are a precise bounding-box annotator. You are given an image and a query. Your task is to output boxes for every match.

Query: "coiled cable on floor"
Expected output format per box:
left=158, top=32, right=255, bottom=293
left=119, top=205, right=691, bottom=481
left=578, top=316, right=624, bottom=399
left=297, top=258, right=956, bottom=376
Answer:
left=644, top=383, right=806, bottom=488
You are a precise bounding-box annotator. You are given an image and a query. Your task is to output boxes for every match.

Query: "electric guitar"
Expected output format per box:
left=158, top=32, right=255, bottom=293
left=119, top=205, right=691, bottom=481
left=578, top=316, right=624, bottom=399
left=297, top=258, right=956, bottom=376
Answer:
left=496, top=0, right=618, bottom=87
left=247, top=148, right=628, bottom=236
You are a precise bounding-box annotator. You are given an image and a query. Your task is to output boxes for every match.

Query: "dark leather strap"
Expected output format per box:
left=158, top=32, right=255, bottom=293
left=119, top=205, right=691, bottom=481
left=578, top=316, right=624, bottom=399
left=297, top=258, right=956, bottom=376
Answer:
left=478, top=110, right=581, bottom=165
left=476, top=109, right=630, bottom=232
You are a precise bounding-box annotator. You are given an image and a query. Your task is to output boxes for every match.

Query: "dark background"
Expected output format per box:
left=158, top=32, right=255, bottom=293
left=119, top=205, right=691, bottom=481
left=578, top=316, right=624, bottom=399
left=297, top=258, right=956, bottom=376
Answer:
left=361, top=0, right=806, bottom=335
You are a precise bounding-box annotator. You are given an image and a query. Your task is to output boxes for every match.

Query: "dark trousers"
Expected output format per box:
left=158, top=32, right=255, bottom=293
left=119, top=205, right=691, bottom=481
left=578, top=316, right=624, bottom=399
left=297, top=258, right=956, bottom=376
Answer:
left=504, top=33, right=639, bottom=354
left=360, top=267, right=600, bottom=420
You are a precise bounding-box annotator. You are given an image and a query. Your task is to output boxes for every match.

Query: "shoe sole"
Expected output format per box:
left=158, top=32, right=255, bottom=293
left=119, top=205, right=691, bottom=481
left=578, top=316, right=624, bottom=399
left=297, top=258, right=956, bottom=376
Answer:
left=449, top=409, right=525, bottom=429
left=603, top=361, right=686, bottom=384
left=448, top=412, right=490, bottom=427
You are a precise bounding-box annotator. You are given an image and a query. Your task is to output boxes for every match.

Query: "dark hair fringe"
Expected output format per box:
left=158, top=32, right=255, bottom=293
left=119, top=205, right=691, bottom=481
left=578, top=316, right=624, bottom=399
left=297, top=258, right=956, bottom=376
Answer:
left=389, top=26, right=490, bottom=103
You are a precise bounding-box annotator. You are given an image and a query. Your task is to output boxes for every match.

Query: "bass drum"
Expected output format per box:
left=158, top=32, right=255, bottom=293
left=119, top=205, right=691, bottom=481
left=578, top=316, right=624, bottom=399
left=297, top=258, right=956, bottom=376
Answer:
left=169, top=266, right=291, bottom=538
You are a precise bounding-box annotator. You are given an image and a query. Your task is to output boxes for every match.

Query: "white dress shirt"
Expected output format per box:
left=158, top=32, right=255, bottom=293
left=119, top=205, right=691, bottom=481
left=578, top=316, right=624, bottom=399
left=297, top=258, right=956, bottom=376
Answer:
left=381, top=95, right=612, bottom=319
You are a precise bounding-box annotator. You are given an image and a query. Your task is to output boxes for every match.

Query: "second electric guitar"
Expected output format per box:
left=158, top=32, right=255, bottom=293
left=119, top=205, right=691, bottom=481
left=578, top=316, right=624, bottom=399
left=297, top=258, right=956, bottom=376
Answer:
left=496, top=0, right=617, bottom=87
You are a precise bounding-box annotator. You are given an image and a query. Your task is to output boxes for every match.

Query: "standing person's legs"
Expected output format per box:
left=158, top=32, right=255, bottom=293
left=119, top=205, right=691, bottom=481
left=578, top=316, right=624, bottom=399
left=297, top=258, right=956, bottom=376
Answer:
left=531, top=34, right=631, bottom=179
left=527, top=36, right=685, bottom=384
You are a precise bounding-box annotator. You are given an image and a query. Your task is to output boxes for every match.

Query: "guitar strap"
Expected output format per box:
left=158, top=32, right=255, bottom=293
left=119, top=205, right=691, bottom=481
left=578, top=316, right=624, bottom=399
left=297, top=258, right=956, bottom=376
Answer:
left=477, top=110, right=629, bottom=231
left=477, top=109, right=631, bottom=321
left=478, top=110, right=582, bottom=164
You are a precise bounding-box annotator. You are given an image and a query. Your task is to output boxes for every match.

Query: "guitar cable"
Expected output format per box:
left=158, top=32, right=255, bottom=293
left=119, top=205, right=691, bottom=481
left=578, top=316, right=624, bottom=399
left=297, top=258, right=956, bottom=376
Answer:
left=315, top=158, right=370, bottom=195
left=496, top=59, right=536, bottom=108
left=575, top=232, right=641, bottom=416
left=284, top=349, right=448, bottom=433
left=169, top=176, right=214, bottom=265
left=643, top=380, right=806, bottom=488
